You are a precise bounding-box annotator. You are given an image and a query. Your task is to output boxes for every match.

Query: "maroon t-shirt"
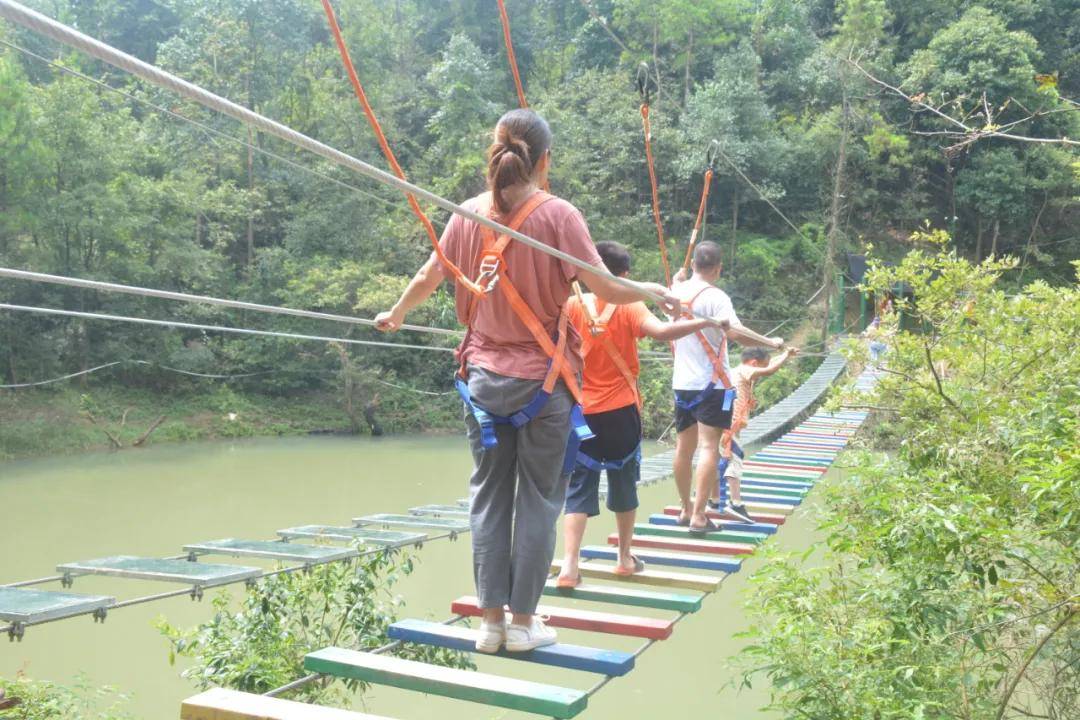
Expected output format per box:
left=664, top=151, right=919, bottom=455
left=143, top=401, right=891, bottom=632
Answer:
left=436, top=191, right=605, bottom=381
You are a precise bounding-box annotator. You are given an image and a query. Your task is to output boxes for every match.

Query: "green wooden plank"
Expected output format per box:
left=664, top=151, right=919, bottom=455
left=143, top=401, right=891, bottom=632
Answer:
left=355, top=514, right=469, bottom=531
left=56, top=556, right=260, bottom=587
left=543, top=580, right=702, bottom=612
left=278, top=526, right=426, bottom=546
left=305, top=647, right=587, bottom=718
left=632, top=524, right=766, bottom=544
left=184, top=538, right=357, bottom=564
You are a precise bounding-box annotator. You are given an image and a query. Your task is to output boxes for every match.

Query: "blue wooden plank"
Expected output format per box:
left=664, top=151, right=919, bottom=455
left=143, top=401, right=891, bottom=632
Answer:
left=646, top=514, right=777, bottom=535
left=580, top=545, right=742, bottom=573
left=387, top=619, right=634, bottom=676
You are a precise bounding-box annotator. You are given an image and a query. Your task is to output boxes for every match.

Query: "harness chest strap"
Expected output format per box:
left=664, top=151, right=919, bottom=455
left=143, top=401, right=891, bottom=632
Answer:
left=684, top=286, right=732, bottom=389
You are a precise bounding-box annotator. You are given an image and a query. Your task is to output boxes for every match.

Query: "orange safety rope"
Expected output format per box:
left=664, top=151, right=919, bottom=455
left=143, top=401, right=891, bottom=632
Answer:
left=496, top=0, right=528, bottom=109
left=682, top=167, right=714, bottom=271
left=320, top=0, right=483, bottom=297
left=637, top=64, right=670, bottom=287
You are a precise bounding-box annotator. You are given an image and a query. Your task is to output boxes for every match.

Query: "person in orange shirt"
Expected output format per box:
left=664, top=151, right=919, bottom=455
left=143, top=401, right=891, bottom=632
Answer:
left=556, top=242, right=719, bottom=585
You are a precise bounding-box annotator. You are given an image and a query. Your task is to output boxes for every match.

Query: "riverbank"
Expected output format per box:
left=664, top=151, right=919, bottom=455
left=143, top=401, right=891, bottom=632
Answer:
left=0, top=384, right=461, bottom=462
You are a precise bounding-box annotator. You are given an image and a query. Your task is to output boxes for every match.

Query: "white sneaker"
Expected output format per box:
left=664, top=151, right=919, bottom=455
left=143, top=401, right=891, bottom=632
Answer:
left=475, top=619, right=506, bottom=654
left=505, top=617, right=557, bottom=652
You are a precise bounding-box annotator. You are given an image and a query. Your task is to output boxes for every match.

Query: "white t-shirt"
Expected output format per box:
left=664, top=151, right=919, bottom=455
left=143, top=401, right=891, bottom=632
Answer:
left=671, top=277, right=739, bottom=391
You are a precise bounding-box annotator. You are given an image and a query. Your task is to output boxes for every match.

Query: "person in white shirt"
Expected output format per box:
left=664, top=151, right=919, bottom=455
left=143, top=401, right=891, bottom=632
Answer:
left=670, top=242, right=784, bottom=532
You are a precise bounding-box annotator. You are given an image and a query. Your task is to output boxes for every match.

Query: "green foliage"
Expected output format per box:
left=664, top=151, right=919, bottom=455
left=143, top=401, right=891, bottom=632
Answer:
left=0, top=675, right=131, bottom=720
left=156, top=550, right=474, bottom=704
left=738, top=242, right=1080, bottom=719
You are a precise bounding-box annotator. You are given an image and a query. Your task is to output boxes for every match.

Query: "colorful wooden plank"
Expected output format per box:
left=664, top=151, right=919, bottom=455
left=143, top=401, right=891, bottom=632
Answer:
left=543, top=579, right=703, bottom=612
left=759, top=445, right=837, bottom=456
left=662, top=505, right=786, bottom=525
left=353, top=514, right=469, bottom=531
left=56, top=556, right=260, bottom=587
left=647, top=513, right=778, bottom=536
left=612, top=534, right=755, bottom=557
left=549, top=559, right=723, bottom=593
left=180, top=687, right=391, bottom=720
left=580, top=546, right=742, bottom=573
left=780, top=435, right=846, bottom=446
left=733, top=495, right=800, bottom=510
left=743, top=461, right=824, bottom=473
left=0, top=587, right=114, bottom=625
left=451, top=595, right=674, bottom=639
left=305, top=647, right=587, bottom=719
left=771, top=441, right=842, bottom=451
left=278, top=526, right=426, bottom=547
left=749, top=454, right=831, bottom=466
left=387, top=618, right=634, bottom=676
left=739, top=482, right=810, bottom=497
left=632, top=522, right=766, bottom=544
left=739, top=477, right=813, bottom=492
left=755, top=452, right=835, bottom=463
left=183, top=539, right=356, bottom=564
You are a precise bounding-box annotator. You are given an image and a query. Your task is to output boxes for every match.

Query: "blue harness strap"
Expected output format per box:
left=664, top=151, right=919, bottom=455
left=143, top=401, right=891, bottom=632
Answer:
left=457, top=376, right=594, bottom=472
left=575, top=443, right=641, bottom=473
left=675, top=385, right=735, bottom=412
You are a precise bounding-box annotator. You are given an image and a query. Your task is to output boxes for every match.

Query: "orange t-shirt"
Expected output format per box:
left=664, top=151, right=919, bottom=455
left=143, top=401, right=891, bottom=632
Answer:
left=566, top=295, right=652, bottom=414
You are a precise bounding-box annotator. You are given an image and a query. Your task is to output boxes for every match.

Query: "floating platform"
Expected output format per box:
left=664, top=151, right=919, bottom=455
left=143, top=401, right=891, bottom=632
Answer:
left=180, top=687, right=393, bottom=720
left=451, top=595, right=675, bottom=640
left=549, top=559, right=723, bottom=593
left=56, top=556, right=260, bottom=587
left=183, top=538, right=356, bottom=564
left=0, top=587, right=114, bottom=627
left=305, top=647, right=588, bottom=718
left=387, top=618, right=634, bottom=676
left=277, top=526, right=426, bottom=547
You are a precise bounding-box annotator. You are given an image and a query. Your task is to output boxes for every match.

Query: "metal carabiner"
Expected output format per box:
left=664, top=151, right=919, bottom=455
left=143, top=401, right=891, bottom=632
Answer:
left=636, top=62, right=653, bottom=104
left=475, top=255, right=501, bottom=294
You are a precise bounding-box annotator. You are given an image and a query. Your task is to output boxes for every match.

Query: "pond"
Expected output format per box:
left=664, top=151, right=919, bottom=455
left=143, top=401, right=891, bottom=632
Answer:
left=0, top=434, right=830, bottom=719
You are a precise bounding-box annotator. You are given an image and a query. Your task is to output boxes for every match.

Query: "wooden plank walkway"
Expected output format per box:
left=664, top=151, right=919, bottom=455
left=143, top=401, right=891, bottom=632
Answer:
left=451, top=596, right=676, bottom=640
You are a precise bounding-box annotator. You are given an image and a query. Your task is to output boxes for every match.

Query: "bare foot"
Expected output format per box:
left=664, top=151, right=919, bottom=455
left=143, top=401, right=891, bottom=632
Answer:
left=555, top=566, right=581, bottom=589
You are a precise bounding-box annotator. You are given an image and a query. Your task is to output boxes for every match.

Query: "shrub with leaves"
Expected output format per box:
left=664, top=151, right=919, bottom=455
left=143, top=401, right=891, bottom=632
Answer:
left=157, top=549, right=473, bottom=705
left=737, top=239, right=1079, bottom=719
left=0, top=675, right=131, bottom=720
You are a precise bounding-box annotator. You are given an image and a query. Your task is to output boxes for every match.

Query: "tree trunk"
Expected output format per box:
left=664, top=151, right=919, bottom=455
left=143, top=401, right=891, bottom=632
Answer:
left=683, top=28, right=693, bottom=107
left=246, top=126, right=255, bottom=269
left=652, top=23, right=660, bottom=102
left=729, top=192, right=739, bottom=270
left=823, top=84, right=851, bottom=342
left=975, top=217, right=984, bottom=262
left=989, top=218, right=1000, bottom=258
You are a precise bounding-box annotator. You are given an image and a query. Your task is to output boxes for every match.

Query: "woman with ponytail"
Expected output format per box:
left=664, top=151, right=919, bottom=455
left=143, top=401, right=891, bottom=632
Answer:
left=377, top=108, right=677, bottom=653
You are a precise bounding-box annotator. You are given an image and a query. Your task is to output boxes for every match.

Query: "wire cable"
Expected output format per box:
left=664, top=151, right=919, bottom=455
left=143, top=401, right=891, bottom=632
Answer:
left=0, top=303, right=457, bottom=353
left=0, top=267, right=463, bottom=337
left=0, top=0, right=657, bottom=303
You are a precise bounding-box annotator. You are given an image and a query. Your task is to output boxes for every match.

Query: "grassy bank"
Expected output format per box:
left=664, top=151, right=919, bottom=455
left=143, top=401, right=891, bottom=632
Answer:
left=0, top=384, right=462, bottom=462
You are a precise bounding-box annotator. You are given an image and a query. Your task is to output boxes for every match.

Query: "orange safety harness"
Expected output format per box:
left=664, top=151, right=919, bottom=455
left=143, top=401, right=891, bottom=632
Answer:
left=637, top=64, right=671, bottom=287
left=320, top=0, right=485, bottom=298
left=496, top=0, right=529, bottom=109
left=455, top=191, right=593, bottom=463
left=571, top=281, right=641, bottom=411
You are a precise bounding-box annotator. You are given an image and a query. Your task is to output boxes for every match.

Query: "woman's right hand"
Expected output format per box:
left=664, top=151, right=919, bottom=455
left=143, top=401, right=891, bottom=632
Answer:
left=375, top=307, right=404, bottom=332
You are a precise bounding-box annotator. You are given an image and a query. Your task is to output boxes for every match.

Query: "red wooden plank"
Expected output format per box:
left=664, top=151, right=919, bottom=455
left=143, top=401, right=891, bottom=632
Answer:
left=450, top=596, right=674, bottom=640
left=608, top=534, right=755, bottom=556
left=661, top=505, right=786, bottom=525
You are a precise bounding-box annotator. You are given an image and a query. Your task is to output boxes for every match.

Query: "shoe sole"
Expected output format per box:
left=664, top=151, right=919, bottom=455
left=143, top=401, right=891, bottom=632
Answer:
left=504, top=637, right=557, bottom=653
left=475, top=640, right=503, bottom=654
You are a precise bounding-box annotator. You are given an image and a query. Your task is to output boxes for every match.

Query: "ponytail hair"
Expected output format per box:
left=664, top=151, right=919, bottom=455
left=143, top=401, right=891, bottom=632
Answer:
left=486, top=108, right=552, bottom=215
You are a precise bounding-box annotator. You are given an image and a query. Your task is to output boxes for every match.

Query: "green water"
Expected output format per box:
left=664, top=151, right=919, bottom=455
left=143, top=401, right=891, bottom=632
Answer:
left=0, top=435, right=828, bottom=719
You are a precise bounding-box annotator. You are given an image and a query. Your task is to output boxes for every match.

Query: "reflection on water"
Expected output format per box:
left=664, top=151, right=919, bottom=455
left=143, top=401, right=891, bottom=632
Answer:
left=0, top=435, right=826, bottom=719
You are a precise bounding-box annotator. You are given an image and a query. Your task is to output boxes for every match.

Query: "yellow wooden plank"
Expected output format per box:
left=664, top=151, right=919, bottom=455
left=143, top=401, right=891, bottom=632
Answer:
left=181, top=687, right=393, bottom=720
left=550, top=559, right=722, bottom=593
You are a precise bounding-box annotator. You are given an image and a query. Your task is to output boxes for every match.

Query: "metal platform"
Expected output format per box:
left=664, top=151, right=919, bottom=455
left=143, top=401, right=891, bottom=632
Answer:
left=355, top=514, right=470, bottom=532
left=0, top=587, right=115, bottom=635
left=56, top=556, right=261, bottom=588
left=277, top=526, right=427, bottom=547
left=183, top=538, right=357, bottom=564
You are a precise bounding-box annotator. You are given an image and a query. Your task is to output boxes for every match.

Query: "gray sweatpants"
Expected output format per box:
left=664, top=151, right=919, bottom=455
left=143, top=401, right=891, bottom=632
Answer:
left=464, top=365, right=574, bottom=615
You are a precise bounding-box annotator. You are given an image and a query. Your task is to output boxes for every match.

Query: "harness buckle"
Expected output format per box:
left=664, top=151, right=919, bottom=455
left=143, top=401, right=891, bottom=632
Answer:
left=475, top=255, right=501, bottom=293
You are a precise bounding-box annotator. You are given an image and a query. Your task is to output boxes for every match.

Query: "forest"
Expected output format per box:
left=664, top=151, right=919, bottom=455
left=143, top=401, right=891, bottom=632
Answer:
left=0, top=0, right=1077, bottom=455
